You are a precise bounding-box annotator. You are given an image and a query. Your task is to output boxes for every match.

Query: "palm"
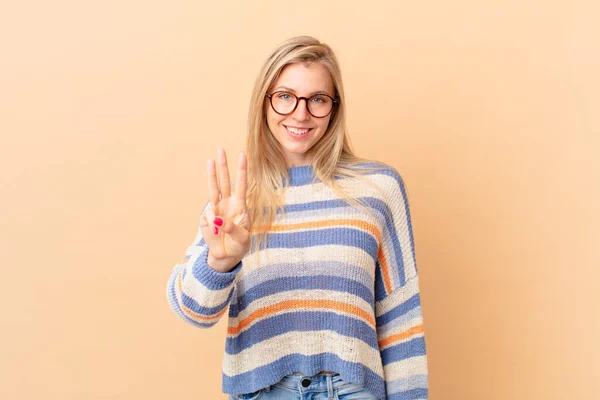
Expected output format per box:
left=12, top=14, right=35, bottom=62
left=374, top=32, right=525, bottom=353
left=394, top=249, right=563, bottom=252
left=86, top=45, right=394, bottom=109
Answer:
left=215, top=189, right=249, bottom=232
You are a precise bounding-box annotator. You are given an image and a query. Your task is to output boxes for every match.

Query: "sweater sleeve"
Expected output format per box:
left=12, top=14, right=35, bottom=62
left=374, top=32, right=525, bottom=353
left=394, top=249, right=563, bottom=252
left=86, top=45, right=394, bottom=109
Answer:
left=165, top=202, right=243, bottom=328
left=374, top=168, right=429, bottom=399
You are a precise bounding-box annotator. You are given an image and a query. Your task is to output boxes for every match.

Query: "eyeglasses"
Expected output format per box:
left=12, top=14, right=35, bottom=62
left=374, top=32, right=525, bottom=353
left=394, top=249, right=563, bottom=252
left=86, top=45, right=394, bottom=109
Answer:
left=265, top=91, right=338, bottom=118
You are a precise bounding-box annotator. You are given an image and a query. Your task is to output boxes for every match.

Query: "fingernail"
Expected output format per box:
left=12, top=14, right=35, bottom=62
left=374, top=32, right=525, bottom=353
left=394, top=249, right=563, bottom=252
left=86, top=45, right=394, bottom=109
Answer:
left=214, top=217, right=223, bottom=227
left=213, top=227, right=219, bottom=235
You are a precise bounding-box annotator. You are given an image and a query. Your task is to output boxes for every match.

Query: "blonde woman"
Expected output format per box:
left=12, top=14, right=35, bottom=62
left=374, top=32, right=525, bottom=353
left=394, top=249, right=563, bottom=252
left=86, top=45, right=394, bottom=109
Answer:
left=166, top=36, right=429, bottom=400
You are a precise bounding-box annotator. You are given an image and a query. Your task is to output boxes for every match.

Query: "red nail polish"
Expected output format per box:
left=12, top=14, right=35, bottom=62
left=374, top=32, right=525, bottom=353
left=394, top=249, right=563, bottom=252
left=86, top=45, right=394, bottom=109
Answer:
left=213, top=227, right=219, bottom=235
left=214, top=217, right=223, bottom=227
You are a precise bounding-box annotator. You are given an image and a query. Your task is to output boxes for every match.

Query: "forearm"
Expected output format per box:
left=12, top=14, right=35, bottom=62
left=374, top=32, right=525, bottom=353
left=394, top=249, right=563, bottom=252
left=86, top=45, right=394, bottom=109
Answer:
left=377, top=278, right=429, bottom=399
left=166, top=247, right=242, bottom=328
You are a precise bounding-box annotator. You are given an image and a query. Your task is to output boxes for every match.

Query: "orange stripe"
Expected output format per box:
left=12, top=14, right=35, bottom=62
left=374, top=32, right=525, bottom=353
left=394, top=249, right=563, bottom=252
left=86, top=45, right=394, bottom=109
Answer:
left=177, top=271, right=228, bottom=322
left=227, top=299, right=376, bottom=335
left=377, top=246, right=392, bottom=294
left=256, top=218, right=394, bottom=294
left=377, top=324, right=424, bottom=348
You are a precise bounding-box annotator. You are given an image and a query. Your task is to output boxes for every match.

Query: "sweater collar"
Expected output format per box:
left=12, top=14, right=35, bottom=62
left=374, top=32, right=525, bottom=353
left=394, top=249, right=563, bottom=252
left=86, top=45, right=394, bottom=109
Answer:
left=285, top=164, right=316, bottom=186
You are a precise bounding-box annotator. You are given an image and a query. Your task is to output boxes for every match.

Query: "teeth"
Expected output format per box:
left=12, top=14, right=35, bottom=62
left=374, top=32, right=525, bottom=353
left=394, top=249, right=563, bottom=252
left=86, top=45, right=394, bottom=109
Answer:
left=287, top=126, right=310, bottom=135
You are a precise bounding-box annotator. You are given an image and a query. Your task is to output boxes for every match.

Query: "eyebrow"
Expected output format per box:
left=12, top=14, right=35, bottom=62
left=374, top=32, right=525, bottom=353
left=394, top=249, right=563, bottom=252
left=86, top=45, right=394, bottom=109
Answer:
left=273, top=86, right=333, bottom=97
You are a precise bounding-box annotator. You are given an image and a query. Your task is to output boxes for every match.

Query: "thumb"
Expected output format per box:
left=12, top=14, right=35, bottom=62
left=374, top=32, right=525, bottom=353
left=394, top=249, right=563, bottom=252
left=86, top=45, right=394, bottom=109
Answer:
left=219, top=215, right=250, bottom=245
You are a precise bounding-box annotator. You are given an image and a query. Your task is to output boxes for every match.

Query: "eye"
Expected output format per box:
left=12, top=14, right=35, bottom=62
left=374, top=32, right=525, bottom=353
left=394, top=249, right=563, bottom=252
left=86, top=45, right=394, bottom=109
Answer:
left=311, top=96, right=326, bottom=103
left=277, top=92, right=293, bottom=100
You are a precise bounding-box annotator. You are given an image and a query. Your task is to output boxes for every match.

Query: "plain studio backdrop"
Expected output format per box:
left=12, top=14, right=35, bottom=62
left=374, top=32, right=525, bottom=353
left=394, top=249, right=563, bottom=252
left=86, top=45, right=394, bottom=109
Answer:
left=1, top=1, right=598, bottom=399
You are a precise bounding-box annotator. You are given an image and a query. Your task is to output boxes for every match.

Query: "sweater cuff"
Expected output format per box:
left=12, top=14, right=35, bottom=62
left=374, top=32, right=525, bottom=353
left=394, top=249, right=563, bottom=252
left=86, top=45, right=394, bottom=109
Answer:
left=191, top=247, right=242, bottom=289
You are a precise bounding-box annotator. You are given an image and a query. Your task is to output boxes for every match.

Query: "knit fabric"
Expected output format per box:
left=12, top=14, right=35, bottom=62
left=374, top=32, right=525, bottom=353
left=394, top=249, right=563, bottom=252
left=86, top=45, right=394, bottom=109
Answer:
left=166, top=162, right=429, bottom=400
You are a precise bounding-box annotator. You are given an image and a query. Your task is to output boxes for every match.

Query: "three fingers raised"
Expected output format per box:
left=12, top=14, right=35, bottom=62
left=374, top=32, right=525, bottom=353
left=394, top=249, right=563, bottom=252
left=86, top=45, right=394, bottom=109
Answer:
left=204, top=149, right=249, bottom=236
left=207, top=149, right=248, bottom=206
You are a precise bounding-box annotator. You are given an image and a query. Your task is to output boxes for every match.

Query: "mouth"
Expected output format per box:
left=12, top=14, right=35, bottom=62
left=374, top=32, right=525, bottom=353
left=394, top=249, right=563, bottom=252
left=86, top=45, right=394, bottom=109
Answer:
left=284, top=125, right=314, bottom=137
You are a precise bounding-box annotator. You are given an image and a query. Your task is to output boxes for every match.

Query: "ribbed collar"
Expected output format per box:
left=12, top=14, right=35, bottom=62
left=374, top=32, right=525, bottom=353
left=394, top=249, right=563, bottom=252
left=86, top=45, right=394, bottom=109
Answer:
left=285, top=164, right=316, bottom=186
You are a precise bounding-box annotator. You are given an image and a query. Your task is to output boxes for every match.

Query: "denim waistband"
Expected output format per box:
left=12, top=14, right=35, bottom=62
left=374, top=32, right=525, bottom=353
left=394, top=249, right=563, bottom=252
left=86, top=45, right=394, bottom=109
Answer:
left=276, top=372, right=344, bottom=392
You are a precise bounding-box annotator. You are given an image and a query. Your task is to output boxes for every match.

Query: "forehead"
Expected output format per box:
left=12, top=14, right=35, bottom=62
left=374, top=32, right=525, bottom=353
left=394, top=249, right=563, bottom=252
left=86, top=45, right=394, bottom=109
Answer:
left=271, top=62, right=335, bottom=95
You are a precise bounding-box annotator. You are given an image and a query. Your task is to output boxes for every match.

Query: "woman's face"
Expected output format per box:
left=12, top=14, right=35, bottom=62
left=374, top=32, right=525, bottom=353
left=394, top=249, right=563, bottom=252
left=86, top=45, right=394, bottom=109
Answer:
left=265, top=62, right=335, bottom=167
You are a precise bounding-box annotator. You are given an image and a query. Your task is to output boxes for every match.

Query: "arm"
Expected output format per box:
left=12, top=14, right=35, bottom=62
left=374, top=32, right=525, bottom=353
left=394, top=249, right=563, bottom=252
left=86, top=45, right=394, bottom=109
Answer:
left=165, top=202, right=243, bottom=328
left=375, top=169, right=429, bottom=399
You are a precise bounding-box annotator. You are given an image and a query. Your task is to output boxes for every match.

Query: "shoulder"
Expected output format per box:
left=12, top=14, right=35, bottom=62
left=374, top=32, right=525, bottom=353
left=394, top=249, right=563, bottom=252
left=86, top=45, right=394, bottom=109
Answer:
left=337, top=160, right=412, bottom=211
left=352, top=160, right=406, bottom=188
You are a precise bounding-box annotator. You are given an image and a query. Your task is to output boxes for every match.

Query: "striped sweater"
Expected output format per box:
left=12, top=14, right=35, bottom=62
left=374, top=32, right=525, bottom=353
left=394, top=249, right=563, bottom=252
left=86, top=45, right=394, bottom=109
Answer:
left=166, top=163, right=429, bottom=400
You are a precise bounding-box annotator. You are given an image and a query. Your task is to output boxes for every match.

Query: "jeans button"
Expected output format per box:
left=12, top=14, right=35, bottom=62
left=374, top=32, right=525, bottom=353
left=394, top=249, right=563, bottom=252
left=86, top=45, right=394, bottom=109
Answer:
left=301, top=378, right=311, bottom=387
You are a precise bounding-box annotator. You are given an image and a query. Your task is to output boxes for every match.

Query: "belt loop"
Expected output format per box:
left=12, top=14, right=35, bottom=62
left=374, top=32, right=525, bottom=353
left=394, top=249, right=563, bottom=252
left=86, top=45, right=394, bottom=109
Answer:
left=327, top=374, right=334, bottom=399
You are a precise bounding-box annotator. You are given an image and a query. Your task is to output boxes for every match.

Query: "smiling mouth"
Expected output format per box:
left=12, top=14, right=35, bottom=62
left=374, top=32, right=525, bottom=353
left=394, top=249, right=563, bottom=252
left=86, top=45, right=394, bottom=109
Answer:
left=285, top=125, right=313, bottom=135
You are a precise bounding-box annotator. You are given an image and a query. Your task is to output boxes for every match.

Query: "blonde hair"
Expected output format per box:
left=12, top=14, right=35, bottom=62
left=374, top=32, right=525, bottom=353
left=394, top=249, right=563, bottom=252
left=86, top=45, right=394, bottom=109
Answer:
left=246, top=35, right=392, bottom=261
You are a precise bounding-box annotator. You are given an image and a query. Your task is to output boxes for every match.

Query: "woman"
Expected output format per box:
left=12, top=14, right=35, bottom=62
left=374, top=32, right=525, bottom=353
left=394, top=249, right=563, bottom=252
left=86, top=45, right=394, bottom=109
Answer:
left=166, top=36, right=429, bottom=400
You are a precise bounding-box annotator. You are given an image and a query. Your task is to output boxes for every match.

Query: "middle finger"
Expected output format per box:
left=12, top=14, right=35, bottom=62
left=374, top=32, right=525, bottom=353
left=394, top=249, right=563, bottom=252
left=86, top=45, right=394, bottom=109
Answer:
left=217, top=148, right=231, bottom=198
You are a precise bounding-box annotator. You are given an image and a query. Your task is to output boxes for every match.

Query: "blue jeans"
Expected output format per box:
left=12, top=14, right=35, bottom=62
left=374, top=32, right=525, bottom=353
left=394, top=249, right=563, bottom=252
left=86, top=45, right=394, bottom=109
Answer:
left=229, top=372, right=378, bottom=399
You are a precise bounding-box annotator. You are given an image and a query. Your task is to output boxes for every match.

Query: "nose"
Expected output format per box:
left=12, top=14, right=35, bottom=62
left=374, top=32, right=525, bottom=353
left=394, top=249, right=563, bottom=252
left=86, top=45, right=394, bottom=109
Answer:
left=292, top=98, right=310, bottom=121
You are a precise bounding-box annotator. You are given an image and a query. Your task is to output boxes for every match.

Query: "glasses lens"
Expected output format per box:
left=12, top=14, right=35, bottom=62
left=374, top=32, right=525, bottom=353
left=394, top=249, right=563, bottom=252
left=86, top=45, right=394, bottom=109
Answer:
left=271, top=92, right=297, bottom=115
left=307, top=95, right=333, bottom=118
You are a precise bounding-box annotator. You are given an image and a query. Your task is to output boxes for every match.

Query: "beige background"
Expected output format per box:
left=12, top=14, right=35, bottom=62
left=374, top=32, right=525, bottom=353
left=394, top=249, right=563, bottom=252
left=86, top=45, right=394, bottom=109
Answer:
left=1, top=1, right=598, bottom=399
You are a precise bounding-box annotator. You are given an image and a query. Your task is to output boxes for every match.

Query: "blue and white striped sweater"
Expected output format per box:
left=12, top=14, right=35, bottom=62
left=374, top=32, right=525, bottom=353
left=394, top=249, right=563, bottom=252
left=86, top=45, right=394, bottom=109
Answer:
left=166, top=163, right=429, bottom=399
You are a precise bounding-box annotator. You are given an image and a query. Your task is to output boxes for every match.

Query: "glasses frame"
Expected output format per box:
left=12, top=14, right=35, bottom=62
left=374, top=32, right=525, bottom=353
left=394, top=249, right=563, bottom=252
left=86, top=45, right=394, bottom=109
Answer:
left=265, top=91, right=339, bottom=118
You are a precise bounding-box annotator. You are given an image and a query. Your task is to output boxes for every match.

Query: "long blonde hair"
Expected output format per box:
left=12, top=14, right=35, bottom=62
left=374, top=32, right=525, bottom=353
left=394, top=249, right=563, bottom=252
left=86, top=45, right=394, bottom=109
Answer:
left=246, top=36, right=392, bottom=259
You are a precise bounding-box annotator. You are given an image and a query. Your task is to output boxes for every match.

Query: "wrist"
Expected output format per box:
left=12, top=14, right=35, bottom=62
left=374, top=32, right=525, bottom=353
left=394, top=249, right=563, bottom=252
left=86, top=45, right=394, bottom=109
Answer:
left=207, top=252, right=240, bottom=273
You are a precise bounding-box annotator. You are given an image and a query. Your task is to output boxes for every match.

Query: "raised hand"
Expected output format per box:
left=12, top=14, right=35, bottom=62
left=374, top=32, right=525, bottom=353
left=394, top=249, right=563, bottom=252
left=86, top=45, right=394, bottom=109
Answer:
left=200, top=148, right=251, bottom=272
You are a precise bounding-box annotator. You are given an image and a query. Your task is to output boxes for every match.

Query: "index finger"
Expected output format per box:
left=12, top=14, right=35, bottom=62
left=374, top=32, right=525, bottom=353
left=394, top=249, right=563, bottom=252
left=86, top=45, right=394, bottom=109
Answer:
left=235, top=152, right=248, bottom=203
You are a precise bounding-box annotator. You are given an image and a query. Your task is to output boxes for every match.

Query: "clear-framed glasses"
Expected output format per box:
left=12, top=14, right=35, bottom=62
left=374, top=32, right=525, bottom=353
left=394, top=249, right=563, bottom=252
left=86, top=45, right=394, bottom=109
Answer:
left=265, top=91, right=339, bottom=118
